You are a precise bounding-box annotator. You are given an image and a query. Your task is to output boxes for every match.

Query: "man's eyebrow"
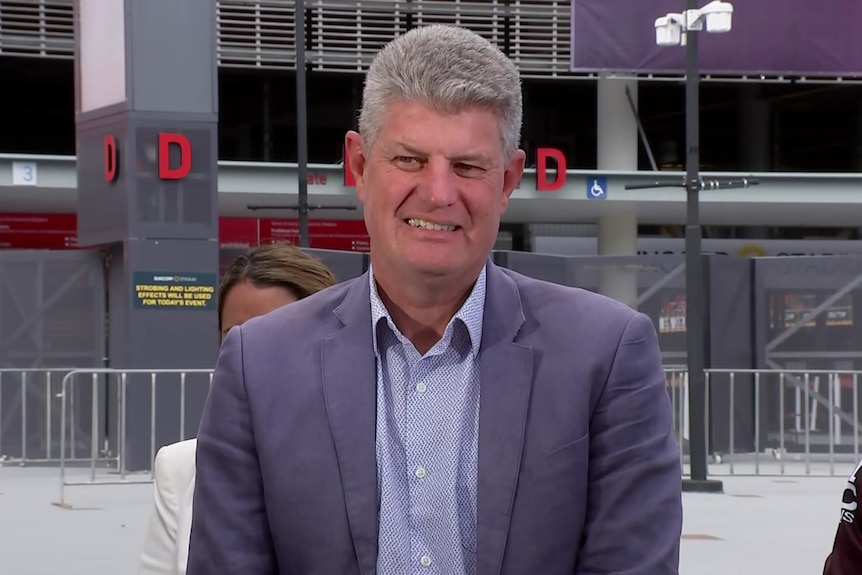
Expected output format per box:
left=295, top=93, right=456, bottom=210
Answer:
left=449, top=152, right=493, bottom=165
left=396, top=142, right=492, bottom=165
left=396, top=142, right=427, bottom=157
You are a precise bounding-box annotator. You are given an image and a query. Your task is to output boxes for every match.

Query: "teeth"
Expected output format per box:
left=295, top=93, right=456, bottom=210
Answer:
left=407, top=218, right=456, bottom=232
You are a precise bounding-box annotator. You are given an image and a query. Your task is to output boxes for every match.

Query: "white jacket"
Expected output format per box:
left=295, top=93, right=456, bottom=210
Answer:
left=138, top=438, right=197, bottom=575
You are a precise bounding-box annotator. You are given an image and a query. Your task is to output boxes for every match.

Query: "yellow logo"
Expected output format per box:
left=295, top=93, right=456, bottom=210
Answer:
left=735, top=243, right=767, bottom=258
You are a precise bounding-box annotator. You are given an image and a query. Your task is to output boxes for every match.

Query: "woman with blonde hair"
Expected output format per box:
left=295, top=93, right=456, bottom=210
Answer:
left=138, top=243, right=337, bottom=575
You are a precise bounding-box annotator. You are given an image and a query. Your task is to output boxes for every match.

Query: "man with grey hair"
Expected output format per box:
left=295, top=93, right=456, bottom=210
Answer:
left=187, top=24, right=682, bottom=575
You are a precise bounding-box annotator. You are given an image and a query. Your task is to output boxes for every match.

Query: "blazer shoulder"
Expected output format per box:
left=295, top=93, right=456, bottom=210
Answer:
left=238, top=275, right=362, bottom=343
left=500, top=266, right=640, bottom=325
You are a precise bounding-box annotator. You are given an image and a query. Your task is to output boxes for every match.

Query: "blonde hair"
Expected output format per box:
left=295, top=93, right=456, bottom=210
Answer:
left=217, top=243, right=337, bottom=332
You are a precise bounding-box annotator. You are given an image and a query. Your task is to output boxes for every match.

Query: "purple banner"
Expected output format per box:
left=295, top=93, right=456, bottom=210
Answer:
left=571, top=0, right=862, bottom=77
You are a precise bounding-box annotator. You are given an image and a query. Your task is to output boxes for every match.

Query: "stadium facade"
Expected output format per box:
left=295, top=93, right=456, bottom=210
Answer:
left=2, top=0, right=862, bottom=254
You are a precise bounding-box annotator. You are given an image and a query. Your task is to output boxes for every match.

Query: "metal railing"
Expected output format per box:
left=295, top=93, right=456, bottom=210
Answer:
left=52, top=368, right=213, bottom=507
left=668, top=367, right=862, bottom=478
left=5, top=365, right=862, bottom=507
left=0, top=367, right=79, bottom=465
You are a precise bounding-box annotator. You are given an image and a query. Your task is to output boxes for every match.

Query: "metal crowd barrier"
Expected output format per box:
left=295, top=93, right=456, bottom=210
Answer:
left=668, top=367, right=862, bottom=478
left=5, top=365, right=862, bottom=506
left=55, top=368, right=213, bottom=508
left=0, top=368, right=81, bottom=466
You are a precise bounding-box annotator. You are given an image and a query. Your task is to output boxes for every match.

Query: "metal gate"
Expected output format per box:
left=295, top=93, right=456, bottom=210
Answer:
left=0, top=249, right=107, bottom=463
left=754, top=255, right=862, bottom=455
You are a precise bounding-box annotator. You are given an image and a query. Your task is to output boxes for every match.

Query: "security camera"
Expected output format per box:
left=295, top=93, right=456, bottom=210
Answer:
left=700, top=0, right=733, bottom=33
left=654, top=15, right=682, bottom=46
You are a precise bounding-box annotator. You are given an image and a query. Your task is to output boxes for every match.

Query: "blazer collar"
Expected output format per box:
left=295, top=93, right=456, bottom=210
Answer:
left=479, top=261, right=526, bottom=350
left=323, top=272, right=378, bottom=575
left=476, top=262, right=533, bottom=575
left=324, top=262, right=533, bottom=575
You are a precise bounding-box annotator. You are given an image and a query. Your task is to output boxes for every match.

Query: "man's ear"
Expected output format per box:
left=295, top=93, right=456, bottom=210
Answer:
left=345, top=131, right=367, bottom=201
left=500, top=149, right=526, bottom=210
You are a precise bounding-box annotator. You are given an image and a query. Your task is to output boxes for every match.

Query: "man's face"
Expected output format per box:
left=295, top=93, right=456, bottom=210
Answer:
left=345, top=100, right=525, bottom=282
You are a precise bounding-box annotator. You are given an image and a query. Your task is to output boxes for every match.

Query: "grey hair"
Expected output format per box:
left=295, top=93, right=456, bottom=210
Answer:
left=358, top=24, right=523, bottom=160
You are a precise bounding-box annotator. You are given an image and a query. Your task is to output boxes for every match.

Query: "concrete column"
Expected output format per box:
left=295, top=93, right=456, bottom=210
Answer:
left=739, top=85, right=771, bottom=239
left=597, top=76, right=639, bottom=170
left=597, top=212, right=639, bottom=306
left=596, top=76, right=639, bottom=307
left=75, top=0, right=219, bottom=471
left=739, top=85, right=770, bottom=171
left=854, top=99, right=862, bottom=171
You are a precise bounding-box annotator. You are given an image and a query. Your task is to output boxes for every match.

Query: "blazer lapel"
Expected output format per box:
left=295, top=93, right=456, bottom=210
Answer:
left=322, top=274, right=378, bottom=575
left=477, top=263, right=534, bottom=575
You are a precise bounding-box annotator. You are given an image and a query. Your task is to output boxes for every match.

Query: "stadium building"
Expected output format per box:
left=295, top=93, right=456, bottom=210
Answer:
left=2, top=0, right=862, bottom=253
left=2, top=1, right=862, bottom=471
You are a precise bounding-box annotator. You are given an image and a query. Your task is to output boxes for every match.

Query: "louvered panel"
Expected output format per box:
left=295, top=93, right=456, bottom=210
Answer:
left=0, top=0, right=576, bottom=79
left=412, top=0, right=505, bottom=54
left=509, top=0, right=569, bottom=76
left=0, top=0, right=73, bottom=59
left=308, top=0, right=407, bottom=72
left=217, top=0, right=295, bottom=69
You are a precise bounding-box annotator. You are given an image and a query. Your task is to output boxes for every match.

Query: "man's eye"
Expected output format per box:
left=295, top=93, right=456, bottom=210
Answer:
left=455, top=163, right=482, bottom=173
left=396, top=156, right=420, bottom=165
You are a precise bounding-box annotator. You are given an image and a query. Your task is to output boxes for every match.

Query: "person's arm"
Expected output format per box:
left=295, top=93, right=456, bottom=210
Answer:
left=185, top=327, right=278, bottom=574
left=138, top=448, right=182, bottom=575
left=824, top=459, right=862, bottom=574
left=576, top=312, right=683, bottom=574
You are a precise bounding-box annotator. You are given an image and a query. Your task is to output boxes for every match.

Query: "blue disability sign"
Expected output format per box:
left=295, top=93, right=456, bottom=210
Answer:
left=587, top=177, right=607, bottom=199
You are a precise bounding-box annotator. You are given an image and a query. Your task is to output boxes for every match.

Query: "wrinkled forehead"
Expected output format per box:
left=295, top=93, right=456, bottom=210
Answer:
left=370, top=100, right=507, bottom=156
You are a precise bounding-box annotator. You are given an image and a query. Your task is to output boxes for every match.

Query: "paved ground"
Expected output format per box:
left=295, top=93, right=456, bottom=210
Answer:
left=0, top=463, right=851, bottom=574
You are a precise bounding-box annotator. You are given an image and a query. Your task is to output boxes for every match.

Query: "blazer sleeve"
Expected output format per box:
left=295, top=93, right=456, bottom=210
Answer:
left=823, top=459, right=862, bottom=574
left=185, top=326, right=278, bottom=574
left=576, top=312, right=683, bottom=575
left=138, top=448, right=182, bottom=575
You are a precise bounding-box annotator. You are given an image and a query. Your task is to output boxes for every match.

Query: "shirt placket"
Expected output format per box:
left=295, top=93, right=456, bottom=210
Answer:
left=377, top=336, right=414, bottom=574
left=403, top=347, right=440, bottom=574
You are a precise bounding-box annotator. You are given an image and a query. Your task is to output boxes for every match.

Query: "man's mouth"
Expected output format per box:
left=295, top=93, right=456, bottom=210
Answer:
left=405, top=218, right=459, bottom=232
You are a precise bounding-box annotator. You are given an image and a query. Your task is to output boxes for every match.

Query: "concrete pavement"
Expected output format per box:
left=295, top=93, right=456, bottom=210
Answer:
left=0, top=463, right=850, bottom=574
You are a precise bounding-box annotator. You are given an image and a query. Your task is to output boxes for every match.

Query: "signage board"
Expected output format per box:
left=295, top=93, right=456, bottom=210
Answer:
left=571, top=0, right=862, bottom=77
left=132, top=271, right=217, bottom=310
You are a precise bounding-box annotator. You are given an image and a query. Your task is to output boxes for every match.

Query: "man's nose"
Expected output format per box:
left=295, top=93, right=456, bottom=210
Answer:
left=417, top=159, right=458, bottom=207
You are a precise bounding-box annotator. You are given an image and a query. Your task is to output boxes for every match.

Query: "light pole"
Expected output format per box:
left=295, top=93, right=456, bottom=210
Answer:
left=295, top=0, right=310, bottom=247
left=653, top=0, right=733, bottom=493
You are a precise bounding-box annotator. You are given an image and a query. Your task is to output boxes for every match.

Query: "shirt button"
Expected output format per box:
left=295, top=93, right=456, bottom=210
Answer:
left=415, top=465, right=427, bottom=479
left=415, top=382, right=427, bottom=393
left=420, top=555, right=432, bottom=567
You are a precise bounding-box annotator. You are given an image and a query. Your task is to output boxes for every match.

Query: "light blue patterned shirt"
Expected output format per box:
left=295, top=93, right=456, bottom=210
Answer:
left=369, top=264, right=486, bottom=575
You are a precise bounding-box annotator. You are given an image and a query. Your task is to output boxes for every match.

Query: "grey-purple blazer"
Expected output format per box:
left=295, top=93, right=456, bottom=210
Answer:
left=186, top=260, right=682, bottom=575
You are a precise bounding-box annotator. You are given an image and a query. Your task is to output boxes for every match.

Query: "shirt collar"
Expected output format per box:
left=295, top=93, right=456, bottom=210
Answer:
left=369, top=264, right=486, bottom=357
